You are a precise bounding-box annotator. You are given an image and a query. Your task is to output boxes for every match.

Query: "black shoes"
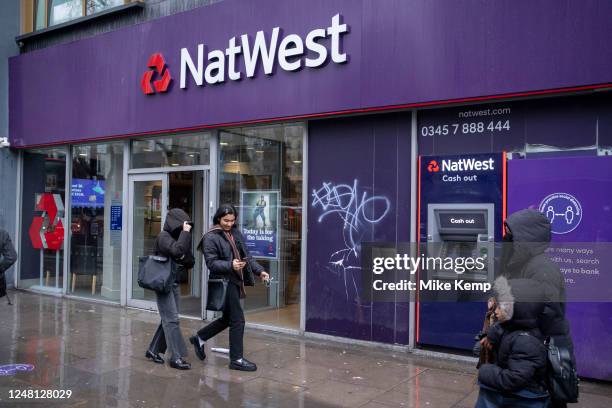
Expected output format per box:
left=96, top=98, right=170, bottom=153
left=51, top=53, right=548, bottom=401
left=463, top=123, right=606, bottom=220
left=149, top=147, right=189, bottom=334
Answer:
left=169, top=358, right=191, bottom=370
left=145, top=350, right=164, bottom=364
left=229, top=358, right=257, bottom=372
left=189, top=336, right=206, bottom=361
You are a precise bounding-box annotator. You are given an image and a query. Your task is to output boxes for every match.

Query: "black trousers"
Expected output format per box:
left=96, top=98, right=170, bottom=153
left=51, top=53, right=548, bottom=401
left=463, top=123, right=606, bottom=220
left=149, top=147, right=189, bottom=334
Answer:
left=197, top=282, right=245, bottom=361
left=148, top=283, right=187, bottom=361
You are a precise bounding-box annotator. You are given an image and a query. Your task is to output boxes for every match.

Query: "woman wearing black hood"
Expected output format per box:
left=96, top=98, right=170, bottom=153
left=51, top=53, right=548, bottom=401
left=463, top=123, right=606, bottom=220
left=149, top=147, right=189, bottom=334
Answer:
left=190, top=204, right=269, bottom=372
left=491, top=209, right=575, bottom=407
left=476, top=277, right=550, bottom=408
left=145, top=208, right=195, bottom=370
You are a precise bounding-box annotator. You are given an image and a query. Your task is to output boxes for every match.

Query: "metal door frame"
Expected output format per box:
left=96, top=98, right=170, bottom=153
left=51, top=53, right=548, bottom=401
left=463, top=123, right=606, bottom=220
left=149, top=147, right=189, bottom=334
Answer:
left=126, top=168, right=210, bottom=317
left=126, top=173, right=168, bottom=311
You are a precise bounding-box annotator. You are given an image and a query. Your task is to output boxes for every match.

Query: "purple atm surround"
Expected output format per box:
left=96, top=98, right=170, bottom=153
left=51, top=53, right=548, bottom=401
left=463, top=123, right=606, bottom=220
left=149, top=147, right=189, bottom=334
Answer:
left=508, top=156, right=612, bottom=381
left=416, top=153, right=506, bottom=350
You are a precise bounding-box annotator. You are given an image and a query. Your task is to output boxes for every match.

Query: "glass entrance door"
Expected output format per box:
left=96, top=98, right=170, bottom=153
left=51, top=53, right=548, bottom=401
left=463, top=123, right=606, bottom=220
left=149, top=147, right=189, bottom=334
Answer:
left=167, top=170, right=207, bottom=318
left=127, top=174, right=168, bottom=310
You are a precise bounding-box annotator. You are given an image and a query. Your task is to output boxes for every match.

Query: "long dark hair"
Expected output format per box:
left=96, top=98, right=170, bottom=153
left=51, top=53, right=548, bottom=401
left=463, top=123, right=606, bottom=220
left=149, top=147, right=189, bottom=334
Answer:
left=212, top=204, right=238, bottom=225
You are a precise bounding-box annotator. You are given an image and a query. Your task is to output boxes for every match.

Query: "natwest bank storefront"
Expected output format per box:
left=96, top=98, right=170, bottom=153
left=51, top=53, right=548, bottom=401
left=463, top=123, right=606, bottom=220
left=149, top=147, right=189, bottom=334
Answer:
left=9, top=0, right=612, bottom=380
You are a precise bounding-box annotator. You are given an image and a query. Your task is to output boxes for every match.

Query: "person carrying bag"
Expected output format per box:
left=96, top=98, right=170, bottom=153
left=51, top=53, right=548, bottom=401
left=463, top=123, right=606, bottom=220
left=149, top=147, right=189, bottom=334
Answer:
left=0, top=228, right=17, bottom=305
left=144, top=208, right=194, bottom=370
left=190, top=204, right=269, bottom=372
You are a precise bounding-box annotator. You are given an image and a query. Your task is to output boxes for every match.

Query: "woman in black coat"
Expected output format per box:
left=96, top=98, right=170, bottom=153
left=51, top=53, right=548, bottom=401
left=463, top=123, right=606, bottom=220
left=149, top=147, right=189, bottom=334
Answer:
left=0, top=228, right=17, bottom=301
left=189, top=204, right=269, bottom=372
left=476, top=277, right=550, bottom=408
left=145, top=208, right=195, bottom=370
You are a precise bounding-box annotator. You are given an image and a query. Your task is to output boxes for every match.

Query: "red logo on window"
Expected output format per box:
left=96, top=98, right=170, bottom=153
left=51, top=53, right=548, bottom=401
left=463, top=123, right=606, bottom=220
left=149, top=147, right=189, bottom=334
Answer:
left=141, top=53, right=172, bottom=95
left=28, top=193, right=65, bottom=251
left=427, top=160, right=440, bottom=172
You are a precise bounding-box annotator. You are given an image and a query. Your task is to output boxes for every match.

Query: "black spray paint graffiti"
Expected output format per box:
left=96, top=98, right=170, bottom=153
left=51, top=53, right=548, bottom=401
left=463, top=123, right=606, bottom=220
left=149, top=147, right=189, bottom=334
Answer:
left=311, top=179, right=391, bottom=300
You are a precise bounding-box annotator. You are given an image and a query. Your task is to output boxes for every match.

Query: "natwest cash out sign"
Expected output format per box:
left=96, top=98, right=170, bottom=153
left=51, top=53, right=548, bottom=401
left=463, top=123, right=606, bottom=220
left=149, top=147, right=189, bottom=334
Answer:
left=424, top=154, right=500, bottom=183
left=141, top=14, right=349, bottom=95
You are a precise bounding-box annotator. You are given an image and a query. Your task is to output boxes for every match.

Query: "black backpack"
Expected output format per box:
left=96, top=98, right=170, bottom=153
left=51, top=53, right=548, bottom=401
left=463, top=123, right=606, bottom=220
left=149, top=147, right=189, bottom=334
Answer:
left=545, top=337, right=579, bottom=403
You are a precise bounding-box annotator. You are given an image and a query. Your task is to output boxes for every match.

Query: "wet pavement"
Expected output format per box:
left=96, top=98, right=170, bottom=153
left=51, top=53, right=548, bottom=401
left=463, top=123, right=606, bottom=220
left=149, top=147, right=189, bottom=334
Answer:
left=0, top=292, right=611, bottom=407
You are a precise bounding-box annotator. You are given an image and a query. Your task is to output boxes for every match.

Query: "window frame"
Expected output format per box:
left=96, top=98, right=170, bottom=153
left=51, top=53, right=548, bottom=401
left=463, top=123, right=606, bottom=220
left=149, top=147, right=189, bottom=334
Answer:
left=22, top=0, right=138, bottom=34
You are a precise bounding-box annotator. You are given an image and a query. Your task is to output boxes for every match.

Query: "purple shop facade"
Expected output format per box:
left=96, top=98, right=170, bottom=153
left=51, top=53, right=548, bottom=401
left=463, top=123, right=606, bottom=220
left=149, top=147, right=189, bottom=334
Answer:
left=9, top=0, right=612, bottom=380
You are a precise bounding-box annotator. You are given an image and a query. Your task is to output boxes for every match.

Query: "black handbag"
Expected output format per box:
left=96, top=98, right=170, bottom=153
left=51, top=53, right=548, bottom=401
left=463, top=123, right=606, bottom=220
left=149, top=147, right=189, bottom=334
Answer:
left=206, top=278, right=228, bottom=311
left=137, top=255, right=174, bottom=293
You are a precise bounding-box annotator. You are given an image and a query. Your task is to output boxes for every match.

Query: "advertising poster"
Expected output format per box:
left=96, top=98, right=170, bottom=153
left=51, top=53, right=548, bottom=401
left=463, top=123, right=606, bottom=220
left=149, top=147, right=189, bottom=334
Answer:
left=71, top=179, right=105, bottom=208
left=508, top=156, right=612, bottom=380
left=240, top=190, right=279, bottom=259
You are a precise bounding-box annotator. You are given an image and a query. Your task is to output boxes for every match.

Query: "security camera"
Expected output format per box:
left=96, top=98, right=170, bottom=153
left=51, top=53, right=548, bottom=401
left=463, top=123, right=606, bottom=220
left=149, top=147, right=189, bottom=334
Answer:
left=0, top=137, right=10, bottom=148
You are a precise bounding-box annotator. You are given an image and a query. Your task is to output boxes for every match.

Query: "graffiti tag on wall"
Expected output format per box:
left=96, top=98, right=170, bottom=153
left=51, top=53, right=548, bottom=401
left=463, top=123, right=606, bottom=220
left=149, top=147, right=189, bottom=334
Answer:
left=311, top=179, right=390, bottom=299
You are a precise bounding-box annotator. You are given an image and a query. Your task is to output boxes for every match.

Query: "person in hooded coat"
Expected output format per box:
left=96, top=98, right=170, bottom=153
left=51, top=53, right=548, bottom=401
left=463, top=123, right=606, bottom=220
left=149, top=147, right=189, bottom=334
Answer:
left=0, top=228, right=17, bottom=300
left=145, top=208, right=195, bottom=370
left=476, top=277, right=550, bottom=408
left=496, top=208, right=575, bottom=407
left=500, top=209, right=573, bottom=350
left=189, top=204, right=269, bottom=372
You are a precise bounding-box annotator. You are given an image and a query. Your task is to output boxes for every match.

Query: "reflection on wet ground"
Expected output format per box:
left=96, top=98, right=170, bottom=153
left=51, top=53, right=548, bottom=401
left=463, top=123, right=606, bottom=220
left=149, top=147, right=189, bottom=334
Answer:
left=0, top=292, right=611, bottom=407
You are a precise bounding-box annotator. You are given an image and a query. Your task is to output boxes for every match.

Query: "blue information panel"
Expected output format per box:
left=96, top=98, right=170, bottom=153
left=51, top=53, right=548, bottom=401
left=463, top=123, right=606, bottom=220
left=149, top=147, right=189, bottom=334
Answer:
left=110, top=206, right=122, bottom=231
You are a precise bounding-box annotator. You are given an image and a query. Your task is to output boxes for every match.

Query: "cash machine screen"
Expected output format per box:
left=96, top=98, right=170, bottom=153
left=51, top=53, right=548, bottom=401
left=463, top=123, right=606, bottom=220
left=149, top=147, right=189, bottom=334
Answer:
left=438, top=213, right=486, bottom=231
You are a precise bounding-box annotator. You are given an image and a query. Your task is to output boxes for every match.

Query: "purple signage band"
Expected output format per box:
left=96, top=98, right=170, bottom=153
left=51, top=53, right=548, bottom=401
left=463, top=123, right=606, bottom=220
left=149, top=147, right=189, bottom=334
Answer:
left=10, top=0, right=612, bottom=147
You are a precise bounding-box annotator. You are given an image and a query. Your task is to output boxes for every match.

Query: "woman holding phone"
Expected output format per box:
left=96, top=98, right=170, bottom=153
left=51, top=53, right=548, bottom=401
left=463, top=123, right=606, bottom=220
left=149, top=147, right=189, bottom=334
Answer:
left=190, top=204, right=269, bottom=371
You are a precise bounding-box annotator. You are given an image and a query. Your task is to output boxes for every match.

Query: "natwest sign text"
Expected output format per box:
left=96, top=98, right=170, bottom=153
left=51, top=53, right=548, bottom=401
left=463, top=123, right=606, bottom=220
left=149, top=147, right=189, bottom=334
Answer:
left=179, top=14, right=348, bottom=89
left=441, top=157, right=495, bottom=172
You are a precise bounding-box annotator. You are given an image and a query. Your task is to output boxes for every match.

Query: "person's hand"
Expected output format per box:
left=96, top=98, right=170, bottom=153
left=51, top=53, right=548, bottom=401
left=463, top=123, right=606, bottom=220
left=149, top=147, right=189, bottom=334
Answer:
left=232, top=259, right=245, bottom=271
left=260, top=271, right=270, bottom=282
left=480, top=337, right=493, bottom=351
left=183, top=221, right=192, bottom=232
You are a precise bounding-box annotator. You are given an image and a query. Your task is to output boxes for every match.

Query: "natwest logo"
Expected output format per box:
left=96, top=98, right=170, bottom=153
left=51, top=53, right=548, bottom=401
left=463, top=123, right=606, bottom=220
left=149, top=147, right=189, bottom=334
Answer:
left=140, top=14, right=349, bottom=95
left=141, top=53, right=172, bottom=95
left=441, top=157, right=495, bottom=172
left=427, top=160, right=440, bottom=172
left=180, top=14, right=346, bottom=89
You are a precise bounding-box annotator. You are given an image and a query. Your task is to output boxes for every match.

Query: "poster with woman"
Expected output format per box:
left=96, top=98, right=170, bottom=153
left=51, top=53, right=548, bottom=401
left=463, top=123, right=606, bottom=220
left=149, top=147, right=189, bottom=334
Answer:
left=240, top=190, right=279, bottom=259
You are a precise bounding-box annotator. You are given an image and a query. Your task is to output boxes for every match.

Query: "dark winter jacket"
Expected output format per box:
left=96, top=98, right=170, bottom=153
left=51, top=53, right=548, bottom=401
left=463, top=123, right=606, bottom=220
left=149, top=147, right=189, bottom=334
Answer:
left=154, top=209, right=195, bottom=282
left=503, top=209, right=572, bottom=350
left=0, top=228, right=17, bottom=298
left=198, top=225, right=264, bottom=287
left=479, top=277, right=548, bottom=395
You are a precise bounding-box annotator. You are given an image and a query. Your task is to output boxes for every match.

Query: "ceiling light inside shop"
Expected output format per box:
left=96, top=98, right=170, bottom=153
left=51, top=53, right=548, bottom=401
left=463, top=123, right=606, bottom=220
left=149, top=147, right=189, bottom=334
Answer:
left=220, top=142, right=229, bottom=146
left=293, top=160, right=302, bottom=164
left=170, top=163, right=180, bottom=166
left=143, top=148, right=153, bottom=152
left=223, top=161, right=250, bottom=174
left=255, top=150, right=264, bottom=153
left=230, top=160, right=239, bottom=163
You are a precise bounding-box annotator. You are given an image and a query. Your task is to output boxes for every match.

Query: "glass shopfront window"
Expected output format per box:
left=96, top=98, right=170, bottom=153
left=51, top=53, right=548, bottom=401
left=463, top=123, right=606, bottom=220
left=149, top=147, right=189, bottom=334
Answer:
left=131, top=133, right=211, bottom=169
left=49, top=0, right=83, bottom=26
left=19, top=148, right=67, bottom=293
left=69, top=143, right=123, bottom=301
left=219, top=124, right=304, bottom=329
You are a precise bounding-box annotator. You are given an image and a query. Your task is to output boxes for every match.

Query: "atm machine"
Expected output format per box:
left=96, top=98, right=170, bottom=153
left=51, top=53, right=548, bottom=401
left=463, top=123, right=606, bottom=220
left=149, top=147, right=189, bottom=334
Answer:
left=418, top=153, right=505, bottom=350
left=426, top=203, right=495, bottom=282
